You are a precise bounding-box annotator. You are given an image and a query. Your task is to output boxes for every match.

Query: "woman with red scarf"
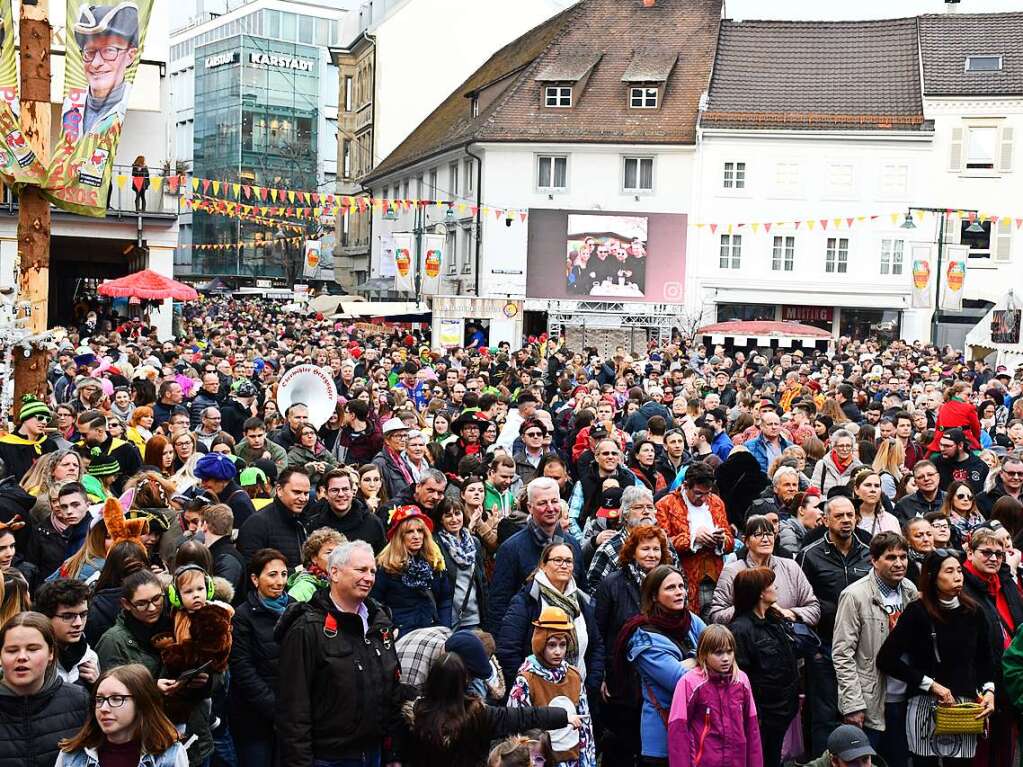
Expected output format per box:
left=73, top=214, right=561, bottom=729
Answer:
left=927, top=381, right=982, bottom=453
left=615, top=565, right=706, bottom=767
left=628, top=438, right=671, bottom=495
left=962, top=526, right=1023, bottom=767
left=810, top=429, right=864, bottom=494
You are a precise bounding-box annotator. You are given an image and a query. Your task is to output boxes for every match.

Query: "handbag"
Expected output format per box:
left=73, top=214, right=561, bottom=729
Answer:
left=785, top=620, right=823, bottom=659
left=933, top=701, right=987, bottom=736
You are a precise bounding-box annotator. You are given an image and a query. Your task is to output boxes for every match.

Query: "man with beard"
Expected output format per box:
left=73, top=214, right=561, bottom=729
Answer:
left=74, top=409, right=141, bottom=493
left=0, top=395, right=58, bottom=479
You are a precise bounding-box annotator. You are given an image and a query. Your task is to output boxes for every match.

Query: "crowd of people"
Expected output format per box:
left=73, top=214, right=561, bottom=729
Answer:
left=1, top=295, right=1023, bottom=767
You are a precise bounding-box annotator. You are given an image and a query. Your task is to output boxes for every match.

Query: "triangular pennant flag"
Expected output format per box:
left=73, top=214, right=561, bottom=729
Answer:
left=166, top=176, right=178, bottom=193
left=151, top=176, right=163, bottom=191
left=819, top=219, right=828, bottom=229
left=806, top=220, right=815, bottom=230
left=695, top=223, right=705, bottom=229
left=192, top=177, right=200, bottom=192
left=242, top=184, right=251, bottom=198
left=1016, top=218, right=1023, bottom=229
left=288, top=190, right=296, bottom=204
left=212, top=180, right=220, bottom=195
left=833, top=218, right=842, bottom=229
left=270, top=188, right=279, bottom=202
left=794, top=221, right=801, bottom=229
left=751, top=223, right=760, bottom=233
left=520, top=212, right=528, bottom=223
left=915, top=210, right=925, bottom=222
left=470, top=206, right=479, bottom=217
left=131, top=176, right=143, bottom=192
left=763, top=223, right=772, bottom=233
left=727, top=224, right=733, bottom=234
left=890, top=212, right=900, bottom=224
left=709, top=223, right=717, bottom=234
left=311, top=192, right=319, bottom=204
left=116, top=174, right=127, bottom=189
left=202, top=178, right=211, bottom=193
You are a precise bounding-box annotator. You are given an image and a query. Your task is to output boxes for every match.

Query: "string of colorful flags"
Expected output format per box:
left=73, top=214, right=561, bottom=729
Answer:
left=691, top=209, right=1023, bottom=233
left=177, top=235, right=307, bottom=252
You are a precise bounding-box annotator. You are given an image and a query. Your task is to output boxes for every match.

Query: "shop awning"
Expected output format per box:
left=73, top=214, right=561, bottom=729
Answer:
left=709, top=287, right=910, bottom=310
left=697, top=320, right=832, bottom=347
left=331, top=301, right=430, bottom=318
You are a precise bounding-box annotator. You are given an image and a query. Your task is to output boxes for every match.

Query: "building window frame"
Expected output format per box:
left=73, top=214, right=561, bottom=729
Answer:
left=629, top=86, right=658, bottom=109
left=880, top=237, right=904, bottom=275
left=771, top=235, right=794, bottom=272
left=826, top=237, right=849, bottom=274
left=719, top=234, right=742, bottom=269
left=536, top=154, right=569, bottom=192
left=723, top=161, right=746, bottom=190
left=544, top=85, right=572, bottom=108
left=623, top=156, right=654, bottom=194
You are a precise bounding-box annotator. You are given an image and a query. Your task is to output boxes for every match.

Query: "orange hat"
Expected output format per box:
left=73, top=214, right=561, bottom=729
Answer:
left=386, top=505, right=434, bottom=541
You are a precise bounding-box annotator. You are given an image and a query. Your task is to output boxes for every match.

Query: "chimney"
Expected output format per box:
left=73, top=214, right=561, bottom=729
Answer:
left=643, top=0, right=656, bottom=7
left=944, top=0, right=960, bottom=12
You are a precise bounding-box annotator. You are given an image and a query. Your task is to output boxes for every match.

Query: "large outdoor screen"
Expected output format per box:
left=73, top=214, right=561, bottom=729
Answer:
left=526, top=210, right=686, bottom=303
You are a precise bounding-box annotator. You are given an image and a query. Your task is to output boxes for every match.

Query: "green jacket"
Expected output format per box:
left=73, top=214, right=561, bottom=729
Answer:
left=484, top=482, right=514, bottom=516
left=287, top=569, right=328, bottom=603
left=234, top=438, right=288, bottom=472
left=1003, top=623, right=1023, bottom=711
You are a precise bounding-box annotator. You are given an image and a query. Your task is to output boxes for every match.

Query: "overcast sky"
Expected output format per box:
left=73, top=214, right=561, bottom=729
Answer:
left=723, top=0, right=1021, bottom=20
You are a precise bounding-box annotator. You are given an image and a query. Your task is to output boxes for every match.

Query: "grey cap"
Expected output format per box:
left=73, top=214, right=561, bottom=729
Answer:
left=74, top=2, right=141, bottom=49
left=827, top=725, right=876, bottom=762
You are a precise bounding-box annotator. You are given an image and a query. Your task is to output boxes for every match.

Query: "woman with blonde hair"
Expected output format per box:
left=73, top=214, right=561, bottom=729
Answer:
left=56, top=663, right=186, bottom=767
left=820, top=397, right=849, bottom=425
left=872, top=437, right=905, bottom=500
left=55, top=520, right=110, bottom=584
left=371, top=506, right=452, bottom=636
left=21, top=450, right=93, bottom=520
left=0, top=567, right=31, bottom=626
left=127, top=406, right=155, bottom=452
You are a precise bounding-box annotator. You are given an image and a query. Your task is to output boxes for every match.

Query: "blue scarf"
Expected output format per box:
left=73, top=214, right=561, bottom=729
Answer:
left=401, top=555, right=435, bottom=591
left=260, top=593, right=289, bottom=614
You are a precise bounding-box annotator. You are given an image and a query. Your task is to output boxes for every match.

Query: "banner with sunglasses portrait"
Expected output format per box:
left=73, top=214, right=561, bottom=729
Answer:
left=42, top=0, right=154, bottom=216
left=0, top=0, right=48, bottom=188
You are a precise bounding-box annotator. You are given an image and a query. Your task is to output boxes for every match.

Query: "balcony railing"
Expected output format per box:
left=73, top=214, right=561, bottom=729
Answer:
left=0, top=165, right=181, bottom=219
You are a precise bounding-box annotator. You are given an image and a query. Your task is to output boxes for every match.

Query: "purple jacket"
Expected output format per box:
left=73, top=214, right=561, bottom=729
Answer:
left=667, top=667, right=762, bottom=767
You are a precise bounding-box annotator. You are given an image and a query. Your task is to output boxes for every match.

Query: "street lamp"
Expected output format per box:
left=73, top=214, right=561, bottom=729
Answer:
left=901, top=207, right=984, bottom=346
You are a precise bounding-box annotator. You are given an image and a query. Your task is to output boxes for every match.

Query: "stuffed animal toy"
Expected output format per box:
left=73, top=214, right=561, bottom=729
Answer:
left=101, top=492, right=148, bottom=547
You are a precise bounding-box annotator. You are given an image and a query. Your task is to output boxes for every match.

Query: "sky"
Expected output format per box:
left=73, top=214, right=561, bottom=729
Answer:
left=723, top=0, right=1023, bottom=20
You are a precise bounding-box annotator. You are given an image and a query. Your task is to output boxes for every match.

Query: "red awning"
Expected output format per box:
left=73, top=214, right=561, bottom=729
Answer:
left=98, top=270, right=199, bottom=301
left=697, top=320, right=832, bottom=339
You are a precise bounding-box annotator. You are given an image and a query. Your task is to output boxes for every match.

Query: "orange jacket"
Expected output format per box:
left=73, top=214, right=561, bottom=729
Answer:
left=654, top=491, right=734, bottom=607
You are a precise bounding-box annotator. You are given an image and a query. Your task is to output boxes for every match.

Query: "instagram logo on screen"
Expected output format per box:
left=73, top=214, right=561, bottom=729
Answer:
left=662, top=282, right=683, bottom=301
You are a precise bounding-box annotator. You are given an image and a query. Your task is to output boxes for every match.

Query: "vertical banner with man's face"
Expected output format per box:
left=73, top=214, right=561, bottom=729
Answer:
left=43, top=0, right=153, bottom=216
left=0, top=0, right=47, bottom=187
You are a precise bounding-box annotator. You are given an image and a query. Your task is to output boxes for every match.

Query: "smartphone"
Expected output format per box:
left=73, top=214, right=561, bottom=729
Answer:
left=176, top=660, right=214, bottom=685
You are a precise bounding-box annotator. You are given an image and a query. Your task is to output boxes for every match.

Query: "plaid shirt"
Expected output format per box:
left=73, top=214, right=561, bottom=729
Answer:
left=395, top=625, right=452, bottom=689
left=585, top=528, right=680, bottom=593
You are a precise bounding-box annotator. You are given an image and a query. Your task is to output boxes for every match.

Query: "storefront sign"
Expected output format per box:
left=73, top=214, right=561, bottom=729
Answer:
left=248, top=52, right=314, bottom=72
left=204, top=52, right=237, bottom=68
left=782, top=306, right=833, bottom=323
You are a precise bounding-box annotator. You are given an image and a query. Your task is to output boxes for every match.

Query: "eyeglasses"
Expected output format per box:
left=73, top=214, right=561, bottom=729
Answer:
left=326, top=487, right=353, bottom=495
left=751, top=530, right=776, bottom=539
left=95, top=694, right=133, bottom=709
left=926, top=548, right=962, bottom=563
left=83, top=46, right=131, bottom=63
left=546, top=557, right=574, bottom=567
left=977, top=548, right=1006, bottom=560
left=1003, top=470, right=1023, bottom=478
left=524, top=431, right=543, bottom=438
left=54, top=610, right=89, bottom=623
left=954, top=493, right=974, bottom=501
left=598, top=450, right=620, bottom=457
left=129, top=594, right=164, bottom=611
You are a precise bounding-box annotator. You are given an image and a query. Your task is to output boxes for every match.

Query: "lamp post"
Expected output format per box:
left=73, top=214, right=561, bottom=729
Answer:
left=901, top=207, right=984, bottom=346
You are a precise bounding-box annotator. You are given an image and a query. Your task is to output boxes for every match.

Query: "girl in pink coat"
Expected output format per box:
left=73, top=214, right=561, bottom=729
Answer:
left=667, top=625, right=763, bottom=767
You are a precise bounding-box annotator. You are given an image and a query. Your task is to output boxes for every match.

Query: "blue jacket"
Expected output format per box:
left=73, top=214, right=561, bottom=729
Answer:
left=623, top=401, right=675, bottom=435
left=369, top=564, right=453, bottom=637
left=486, top=522, right=582, bottom=634
left=496, top=579, right=604, bottom=694
left=710, top=431, right=733, bottom=462
left=626, top=617, right=707, bottom=759
left=744, top=433, right=794, bottom=473
left=55, top=743, right=187, bottom=767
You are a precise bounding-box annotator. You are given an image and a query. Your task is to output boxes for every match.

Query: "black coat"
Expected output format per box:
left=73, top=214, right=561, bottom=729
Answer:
left=496, top=580, right=604, bottom=695
left=85, top=586, right=122, bottom=647
left=0, top=434, right=58, bottom=483
left=796, top=533, right=871, bottom=644
left=961, top=563, right=1023, bottom=667
left=209, top=536, right=246, bottom=602
left=576, top=461, right=638, bottom=527
left=275, top=590, right=407, bottom=765
left=229, top=589, right=294, bottom=738
left=714, top=451, right=770, bottom=528
left=729, top=611, right=799, bottom=724
left=25, top=515, right=92, bottom=582
left=372, top=449, right=414, bottom=501
left=236, top=497, right=314, bottom=569
left=308, top=498, right=387, bottom=554
left=593, top=567, right=642, bottom=700
left=219, top=397, right=251, bottom=443
left=0, top=671, right=88, bottom=767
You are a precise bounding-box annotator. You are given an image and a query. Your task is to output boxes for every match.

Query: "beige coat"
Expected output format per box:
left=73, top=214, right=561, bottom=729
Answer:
left=832, top=572, right=918, bottom=730
left=708, top=554, right=821, bottom=626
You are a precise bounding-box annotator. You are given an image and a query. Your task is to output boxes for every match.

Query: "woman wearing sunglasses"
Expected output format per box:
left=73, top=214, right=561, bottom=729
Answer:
left=55, top=663, right=186, bottom=767
left=877, top=549, right=995, bottom=766
left=961, top=526, right=1023, bottom=765
left=939, top=481, right=985, bottom=549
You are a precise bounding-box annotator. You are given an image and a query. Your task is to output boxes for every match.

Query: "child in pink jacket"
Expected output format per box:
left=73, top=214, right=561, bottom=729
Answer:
left=667, top=625, right=763, bottom=767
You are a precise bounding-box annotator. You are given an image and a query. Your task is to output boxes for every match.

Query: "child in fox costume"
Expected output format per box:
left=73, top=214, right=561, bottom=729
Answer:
left=154, top=563, right=234, bottom=726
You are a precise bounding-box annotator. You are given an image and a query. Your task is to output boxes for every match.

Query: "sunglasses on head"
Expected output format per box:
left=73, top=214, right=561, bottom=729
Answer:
left=926, top=548, right=962, bottom=564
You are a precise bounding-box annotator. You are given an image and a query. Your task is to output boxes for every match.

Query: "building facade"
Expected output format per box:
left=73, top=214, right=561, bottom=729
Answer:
left=169, top=0, right=348, bottom=280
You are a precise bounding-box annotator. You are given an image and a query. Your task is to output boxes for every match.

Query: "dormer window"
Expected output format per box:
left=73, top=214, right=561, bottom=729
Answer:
left=966, top=55, right=1002, bottom=72
left=630, top=86, right=658, bottom=109
left=545, top=86, right=572, bottom=108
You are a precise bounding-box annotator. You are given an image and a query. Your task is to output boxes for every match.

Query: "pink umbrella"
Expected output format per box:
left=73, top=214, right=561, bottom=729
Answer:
left=97, top=269, right=199, bottom=301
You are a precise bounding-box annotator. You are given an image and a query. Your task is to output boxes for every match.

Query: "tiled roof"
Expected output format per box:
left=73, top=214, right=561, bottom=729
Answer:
left=367, top=0, right=721, bottom=182
left=702, top=18, right=927, bottom=131
left=621, top=51, right=678, bottom=82
left=919, top=12, right=1023, bottom=96
left=534, top=53, right=603, bottom=82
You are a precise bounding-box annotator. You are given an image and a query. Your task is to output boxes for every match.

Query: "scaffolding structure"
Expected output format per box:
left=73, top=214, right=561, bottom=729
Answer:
left=537, top=300, right=679, bottom=348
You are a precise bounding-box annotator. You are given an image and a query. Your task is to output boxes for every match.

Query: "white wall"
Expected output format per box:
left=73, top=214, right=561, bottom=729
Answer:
left=372, top=0, right=577, bottom=163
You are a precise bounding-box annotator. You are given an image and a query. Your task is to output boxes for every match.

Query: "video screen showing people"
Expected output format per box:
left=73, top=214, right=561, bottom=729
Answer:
left=566, top=215, right=648, bottom=298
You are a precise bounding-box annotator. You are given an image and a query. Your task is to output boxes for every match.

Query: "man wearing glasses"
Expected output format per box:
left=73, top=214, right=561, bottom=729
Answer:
left=35, top=579, right=99, bottom=687
left=978, top=452, right=1023, bottom=517
left=0, top=394, right=57, bottom=479
left=894, top=460, right=946, bottom=523
left=72, top=2, right=141, bottom=135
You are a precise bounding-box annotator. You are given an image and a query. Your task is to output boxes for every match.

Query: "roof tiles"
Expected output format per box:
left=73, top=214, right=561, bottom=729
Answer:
left=919, top=12, right=1023, bottom=96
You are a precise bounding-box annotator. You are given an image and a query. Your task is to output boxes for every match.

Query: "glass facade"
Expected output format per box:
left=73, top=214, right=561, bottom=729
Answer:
left=192, top=34, right=320, bottom=276
left=170, top=9, right=342, bottom=62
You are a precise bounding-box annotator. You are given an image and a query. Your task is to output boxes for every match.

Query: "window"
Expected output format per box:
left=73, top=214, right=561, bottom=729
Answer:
left=544, top=86, right=572, bottom=107
left=966, top=55, right=1002, bottom=71
left=826, top=163, right=855, bottom=196
left=464, top=159, right=474, bottom=194
left=623, top=156, right=653, bottom=192
left=429, top=168, right=438, bottom=200
left=880, top=163, right=909, bottom=197
left=449, top=162, right=459, bottom=197
left=825, top=237, right=849, bottom=273
left=471, top=96, right=479, bottom=118
left=446, top=230, right=457, bottom=274
left=966, top=126, right=997, bottom=169
left=537, top=155, right=568, bottom=190
left=462, top=226, right=473, bottom=273
left=880, top=238, right=904, bottom=275
left=630, top=86, right=658, bottom=108
left=962, top=220, right=992, bottom=258
left=343, top=76, right=352, bottom=111
left=772, top=236, right=794, bottom=271
left=723, top=161, right=746, bottom=190
left=774, top=162, right=800, bottom=196
left=402, top=179, right=409, bottom=200
left=719, top=234, right=741, bottom=269
left=342, top=140, right=351, bottom=178
left=415, top=175, right=423, bottom=200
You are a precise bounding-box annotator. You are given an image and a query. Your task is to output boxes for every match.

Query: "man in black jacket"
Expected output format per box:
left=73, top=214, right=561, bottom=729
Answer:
left=276, top=539, right=407, bottom=767
left=201, top=503, right=246, bottom=601
left=0, top=395, right=58, bottom=480
left=74, top=410, right=142, bottom=494
left=977, top=453, right=1023, bottom=517
left=26, top=483, right=93, bottom=581
left=220, top=380, right=257, bottom=443
left=189, top=372, right=222, bottom=428
left=310, top=469, right=386, bottom=553
left=797, top=494, right=872, bottom=755
left=269, top=403, right=309, bottom=451
left=236, top=467, right=312, bottom=568
left=893, top=460, right=945, bottom=523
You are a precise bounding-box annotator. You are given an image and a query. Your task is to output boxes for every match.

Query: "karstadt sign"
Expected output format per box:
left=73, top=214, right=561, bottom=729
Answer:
left=248, top=52, right=315, bottom=72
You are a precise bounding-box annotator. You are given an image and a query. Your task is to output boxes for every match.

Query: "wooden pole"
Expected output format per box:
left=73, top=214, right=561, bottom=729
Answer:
left=12, top=0, right=51, bottom=406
